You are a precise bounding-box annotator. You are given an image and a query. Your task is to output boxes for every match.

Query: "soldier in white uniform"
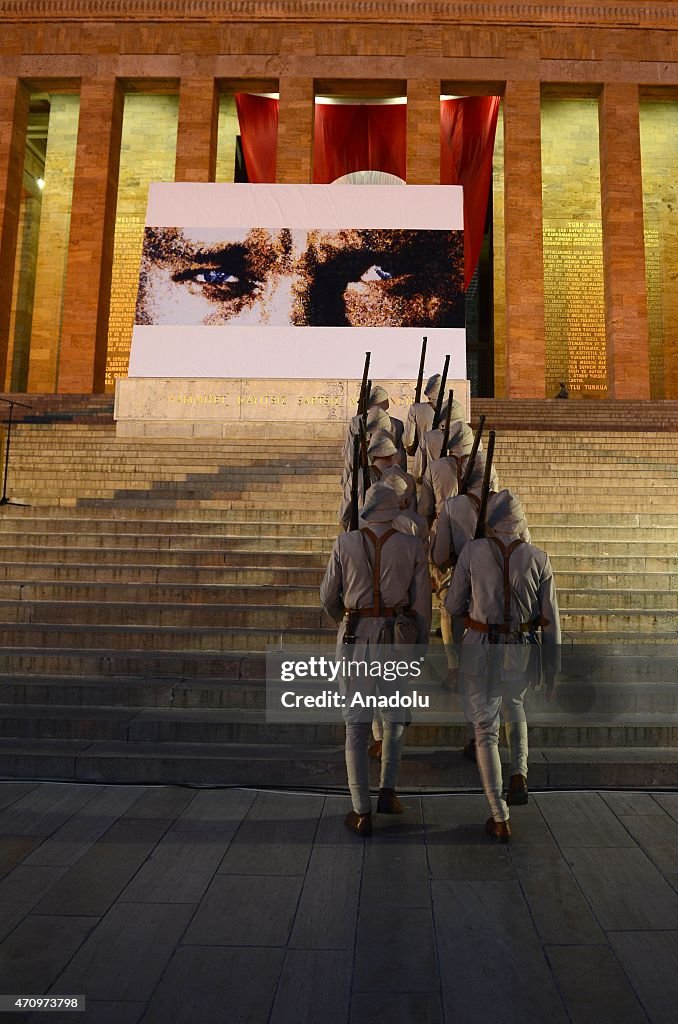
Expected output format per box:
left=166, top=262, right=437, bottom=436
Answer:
left=368, top=385, right=407, bottom=469
left=418, top=421, right=476, bottom=524
left=403, top=373, right=451, bottom=456
left=320, top=485, right=432, bottom=836
left=338, top=407, right=392, bottom=529
left=381, top=467, right=427, bottom=545
left=367, top=472, right=428, bottom=761
left=413, top=398, right=466, bottom=483
left=445, top=489, right=561, bottom=841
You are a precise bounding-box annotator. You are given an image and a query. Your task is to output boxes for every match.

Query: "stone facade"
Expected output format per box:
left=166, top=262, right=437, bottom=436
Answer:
left=0, top=1, right=677, bottom=396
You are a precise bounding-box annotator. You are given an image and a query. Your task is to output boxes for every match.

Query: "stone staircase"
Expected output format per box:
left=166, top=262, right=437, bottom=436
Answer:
left=0, top=402, right=677, bottom=788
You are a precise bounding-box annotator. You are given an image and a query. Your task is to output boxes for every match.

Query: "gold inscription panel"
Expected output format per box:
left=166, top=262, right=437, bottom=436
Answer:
left=543, top=222, right=607, bottom=397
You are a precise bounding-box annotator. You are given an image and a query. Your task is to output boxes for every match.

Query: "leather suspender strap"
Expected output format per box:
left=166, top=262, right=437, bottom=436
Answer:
left=462, top=536, right=526, bottom=640
left=361, top=527, right=397, bottom=616
left=490, top=536, right=525, bottom=626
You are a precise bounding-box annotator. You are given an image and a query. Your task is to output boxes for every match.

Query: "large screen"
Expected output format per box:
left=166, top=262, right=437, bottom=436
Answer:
left=129, top=183, right=465, bottom=379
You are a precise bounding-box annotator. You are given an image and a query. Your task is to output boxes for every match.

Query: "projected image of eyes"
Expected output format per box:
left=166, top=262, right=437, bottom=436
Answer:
left=135, top=226, right=464, bottom=328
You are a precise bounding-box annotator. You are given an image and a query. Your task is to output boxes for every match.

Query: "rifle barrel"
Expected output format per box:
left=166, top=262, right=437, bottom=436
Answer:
left=414, top=337, right=427, bottom=404
left=349, top=433, right=361, bottom=531
left=358, top=352, right=371, bottom=415
left=474, top=430, right=496, bottom=540
left=459, top=414, right=486, bottom=495
left=432, top=354, right=450, bottom=429
left=440, top=389, right=454, bottom=456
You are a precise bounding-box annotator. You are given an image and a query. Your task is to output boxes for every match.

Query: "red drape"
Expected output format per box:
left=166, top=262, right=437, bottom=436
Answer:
left=235, top=93, right=499, bottom=287
left=441, top=96, right=500, bottom=288
left=312, top=103, right=406, bottom=184
left=234, top=93, right=278, bottom=183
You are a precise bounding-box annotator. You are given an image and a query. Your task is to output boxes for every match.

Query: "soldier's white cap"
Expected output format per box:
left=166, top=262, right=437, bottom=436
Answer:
left=368, top=385, right=389, bottom=405
left=366, top=408, right=390, bottom=433
left=486, top=488, right=527, bottom=535
left=446, top=421, right=474, bottom=454
left=368, top=434, right=397, bottom=459
left=424, top=373, right=442, bottom=398
left=464, top=451, right=487, bottom=494
left=380, top=465, right=414, bottom=504
left=361, top=483, right=399, bottom=523
left=439, top=398, right=464, bottom=424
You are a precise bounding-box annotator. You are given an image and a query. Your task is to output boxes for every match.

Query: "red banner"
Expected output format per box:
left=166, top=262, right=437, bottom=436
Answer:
left=235, top=94, right=499, bottom=286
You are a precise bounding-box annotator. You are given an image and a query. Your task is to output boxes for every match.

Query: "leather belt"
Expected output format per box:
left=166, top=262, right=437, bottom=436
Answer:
left=348, top=606, right=398, bottom=618
left=465, top=616, right=549, bottom=633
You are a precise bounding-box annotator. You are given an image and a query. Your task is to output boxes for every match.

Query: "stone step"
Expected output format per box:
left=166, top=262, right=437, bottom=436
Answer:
left=0, top=574, right=324, bottom=599
left=0, top=572, right=674, bottom=605
left=0, top=607, right=674, bottom=651
left=3, top=538, right=678, bottom=561
left=0, top=738, right=674, bottom=788
left=3, top=520, right=678, bottom=544
left=4, top=524, right=678, bottom=547
left=5, top=505, right=678, bottom=527
left=0, top=555, right=325, bottom=582
left=0, top=582, right=675, bottom=622
left=0, top=633, right=674, bottom=679
left=0, top=704, right=675, bottom=748
left=0, top=621, right=336, bottom=650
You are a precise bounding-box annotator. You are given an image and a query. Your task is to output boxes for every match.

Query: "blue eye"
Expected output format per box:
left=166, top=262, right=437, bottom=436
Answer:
left=194, top=270, right=239, bottom=285
left=360, top=265, right=394, bottom=282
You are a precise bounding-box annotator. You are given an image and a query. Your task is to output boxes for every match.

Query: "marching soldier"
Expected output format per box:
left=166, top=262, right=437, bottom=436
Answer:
left=402, top=373, right=443, bottom=457
left=413, top=397, right=466, bottom=483
left=381, top=466, right=426, bottom=540
left=368, top=385, right=407, bottom=469
left=320, top=484, right=432, bottom=836
left=338, top=407, right=392, bottom=529
left=418, top=421, right=476, bottom=524
left=445, top=489, right=560, bottom=841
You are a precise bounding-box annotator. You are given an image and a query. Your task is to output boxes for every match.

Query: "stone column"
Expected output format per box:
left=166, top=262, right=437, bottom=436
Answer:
left=598, top=82, right=650, bottom=399
left=407, top=80, right=440, bottom=184
left=503, top=81, right=546, bottom=397
left=58, top=78, right=124, bottom=393
left=175, top=78, right=218, bottom=182
left=0, top=78, right=29, bottom=386
left=276, top=78, right=314, bottom=183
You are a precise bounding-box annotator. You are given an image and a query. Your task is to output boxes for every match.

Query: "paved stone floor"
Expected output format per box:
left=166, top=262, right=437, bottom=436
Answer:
left=0, top=782, right=678, bottom=1023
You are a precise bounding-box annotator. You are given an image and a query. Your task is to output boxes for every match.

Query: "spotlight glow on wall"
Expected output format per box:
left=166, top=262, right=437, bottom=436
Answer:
left=36, top=177, right=45, bottom=190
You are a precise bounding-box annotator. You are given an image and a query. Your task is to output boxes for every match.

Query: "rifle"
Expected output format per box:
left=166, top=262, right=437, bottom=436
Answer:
left=348, top=433, right=361, bottom=532
left=431, top=354, right=450, bottom=429
left=474, top=430, right=495, bottom=540
left=459, top=414, right=486, bottom=495
left=358, top=352, right=371, bottom=416
left=440, top=389, right=454, bottom=457
left=414, top=337, right=427, bottom=404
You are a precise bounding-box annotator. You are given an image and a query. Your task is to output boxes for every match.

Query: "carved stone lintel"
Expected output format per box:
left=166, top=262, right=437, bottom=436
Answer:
left=0, top=1, right=677, bottom=30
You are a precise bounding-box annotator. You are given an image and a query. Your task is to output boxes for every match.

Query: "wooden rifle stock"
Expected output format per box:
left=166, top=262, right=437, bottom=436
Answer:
left=440, top=389, right=454, bottom=456
left=414, top=337, right=427, bottom=404
left=474, top=430, right=496, bottom=539
left=459, top=415, right=486, bottom=495
left=431, top=355, right=450, bottom=429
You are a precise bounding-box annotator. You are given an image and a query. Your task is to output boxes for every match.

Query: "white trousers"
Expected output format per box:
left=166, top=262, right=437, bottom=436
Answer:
left=345, top=721, right=406, bottom=814
left=460, top=673, right=528, bottom=822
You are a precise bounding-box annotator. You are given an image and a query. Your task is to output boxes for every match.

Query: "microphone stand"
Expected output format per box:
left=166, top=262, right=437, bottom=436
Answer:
left=0, top=397, right=33, bottom=507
